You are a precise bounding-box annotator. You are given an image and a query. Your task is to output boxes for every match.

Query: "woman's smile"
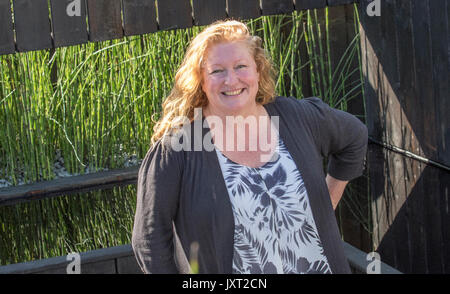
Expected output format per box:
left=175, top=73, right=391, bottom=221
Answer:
left=222, top=88, right=245, bottom=97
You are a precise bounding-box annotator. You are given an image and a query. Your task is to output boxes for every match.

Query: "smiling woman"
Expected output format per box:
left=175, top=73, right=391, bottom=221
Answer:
left=132, top=20, right=368, bottom=274
left=201, top=41, right=260, bottom=117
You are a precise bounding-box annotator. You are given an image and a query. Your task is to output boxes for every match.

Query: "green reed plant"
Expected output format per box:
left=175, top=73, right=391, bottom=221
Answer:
left=0, top=185, right=137, bottom=265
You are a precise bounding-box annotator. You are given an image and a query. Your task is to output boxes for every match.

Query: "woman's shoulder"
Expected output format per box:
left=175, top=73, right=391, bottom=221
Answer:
left=268, top=96, right=331, bottom=117
left=271, top=95, right=326, bottom=106
left=140, top=134, right=185, bottom=173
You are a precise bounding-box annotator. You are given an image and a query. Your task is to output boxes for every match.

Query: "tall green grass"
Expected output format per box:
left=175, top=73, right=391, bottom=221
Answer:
left=0, top=6, right=367, bottom=265
left=0, top=185, right=136, bottom=264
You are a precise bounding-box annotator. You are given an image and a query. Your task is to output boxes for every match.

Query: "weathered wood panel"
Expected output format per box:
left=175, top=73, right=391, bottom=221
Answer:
left=344, top=3, right=365, bottom=120
left=298, top=12, right=312, bottom=98
left=261, top=0, right=294, bottom=15
left=86, top=0, right=123, bottom=42
left=295, top=0, right=327, bottom=10
left=411, top=0, right=436, bottom=162
left=0, top=0, right=15, bottom=54
left=13, top=0, right=53, bottom=52
left=192, top=0, right=227, bottom=26
left=328, top=5, right=348, bottom=94
left=226, top=0, right=261, bottom=20
left=439, top=166, right=450, bottom=273
left=429, top=0, right=450, bottom=167
left=50, top=0, right=89, bottom=48
left=122, top=0, right=158, bottom=36
left=362, top=0, right=450, bottom=273
left=157, top=0, right=193, bottom=30
left=329, top=4, right=371, bottom=252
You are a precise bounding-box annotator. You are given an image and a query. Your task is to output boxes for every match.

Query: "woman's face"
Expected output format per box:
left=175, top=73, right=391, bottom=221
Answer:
left=201, top=41, right=260, bottom=116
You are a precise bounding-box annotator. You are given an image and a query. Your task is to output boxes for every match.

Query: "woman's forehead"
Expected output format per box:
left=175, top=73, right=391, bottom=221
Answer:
left=204, top=41, right=254, bottom=65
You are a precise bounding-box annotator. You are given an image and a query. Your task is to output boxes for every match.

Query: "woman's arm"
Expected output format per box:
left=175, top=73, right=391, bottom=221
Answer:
left=302, top=97, right=368, bottom=182
left=132, top=138, right=184, bottom=274
left=326, top=173, right=349, bottom=210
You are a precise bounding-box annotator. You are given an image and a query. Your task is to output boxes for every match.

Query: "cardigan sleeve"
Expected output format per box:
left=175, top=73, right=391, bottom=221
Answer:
left=301, top=97, right=368, bottom=181
left=131, top=137, right=184, bottom=273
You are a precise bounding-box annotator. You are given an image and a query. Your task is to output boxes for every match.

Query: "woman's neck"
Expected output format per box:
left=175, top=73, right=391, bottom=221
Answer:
left=203, top=103, right=275, bottom=153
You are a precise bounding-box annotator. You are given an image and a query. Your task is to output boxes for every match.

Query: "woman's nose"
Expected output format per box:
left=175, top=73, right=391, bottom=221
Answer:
left=224, top=70, right=239, bottom=85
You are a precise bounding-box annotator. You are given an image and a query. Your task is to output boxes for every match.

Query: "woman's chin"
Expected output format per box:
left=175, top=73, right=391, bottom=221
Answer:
left=219, top=96, right=252, bottom=113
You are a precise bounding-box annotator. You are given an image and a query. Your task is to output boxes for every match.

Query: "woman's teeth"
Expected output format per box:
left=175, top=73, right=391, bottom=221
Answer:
left=223, top=89, right=243, bottom=96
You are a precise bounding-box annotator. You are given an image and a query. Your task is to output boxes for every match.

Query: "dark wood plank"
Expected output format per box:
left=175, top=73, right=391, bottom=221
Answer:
left=393, top=0, right=419, bottom=163
left=411, top=0, right=436, bottom=162
left=122, top=0, right=157, bottom=36
left=429, top=0, right=450, bottom=167
left=327, top=0, right=356, bottom=6
left=329, top=4, right=370, bottom=252
left=423, top=0, right=448, bottom=273
left=423, top=165, right=445, bottom=273
left=86, top=0, right=123, bottom=42
left=359, top=0, right=386, bottom=259
left=13, top=0, right=53, bottom=52
left=390, top=152, right=410, bottom=273
left=192, top=0, right=227, bottom=26
left=344, top=4, right=365, bottom=121
left=226, top=0, right=261, bottom=20
left=0, top=0, right=15, bottom=55
left=295, top=0, right=327, bottom=10
left=393, top=0, right=421, bottom=273
left=299, top=13, right=312, bottom=98
left=360, top=0, right=382, bottom=141
left=378, top=0, right=407, bottom=273
left=380, top=0, right=401, bottom=149
left=327, top=5, right=348, bottom=98
left=157, top=0, right=193, bottom=30
left=50, top=0, right=88, bottom=48
left=0, top=166, right=139, bottom=206
left=408, top=161, right=428, bottom=273
left=366, top=144, right=388, bottom=251
left=117, top=255, right=143, bottom=274
left=439, top=168, right=450, bottom=273
left=261, top=0, right=294, bottom=16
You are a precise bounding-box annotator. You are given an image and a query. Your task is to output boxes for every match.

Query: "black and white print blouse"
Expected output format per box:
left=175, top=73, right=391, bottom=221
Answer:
left=215, top=136, right=332, bottom=274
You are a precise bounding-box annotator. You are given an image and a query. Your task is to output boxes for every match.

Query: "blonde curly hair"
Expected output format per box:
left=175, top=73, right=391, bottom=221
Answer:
left=151, top=20, right=277, bottom=145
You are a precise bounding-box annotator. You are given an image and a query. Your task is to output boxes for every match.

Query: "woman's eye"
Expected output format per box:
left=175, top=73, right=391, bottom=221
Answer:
left=236, top=64, right=247, bottom=69
left=211, top=69, right=223, bottom=74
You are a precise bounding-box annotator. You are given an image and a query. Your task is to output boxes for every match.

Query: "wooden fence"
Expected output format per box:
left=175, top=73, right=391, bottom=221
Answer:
left=359, top=0, right=450, bottom=274
left=0, top=0, right=358, bottom=55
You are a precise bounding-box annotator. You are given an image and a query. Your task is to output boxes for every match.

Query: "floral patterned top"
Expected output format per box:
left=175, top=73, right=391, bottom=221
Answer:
left=215, top=136, right=332, bottom=274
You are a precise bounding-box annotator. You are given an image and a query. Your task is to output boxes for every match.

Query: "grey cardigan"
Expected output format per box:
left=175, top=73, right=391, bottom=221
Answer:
left=132, top=96, right=368, bottom=274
